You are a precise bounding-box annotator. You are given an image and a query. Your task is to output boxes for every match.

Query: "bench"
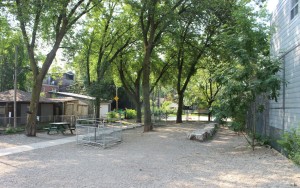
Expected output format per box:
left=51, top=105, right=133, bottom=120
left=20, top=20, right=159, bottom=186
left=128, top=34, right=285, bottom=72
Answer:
left=45, top=122, right=75, bottom=134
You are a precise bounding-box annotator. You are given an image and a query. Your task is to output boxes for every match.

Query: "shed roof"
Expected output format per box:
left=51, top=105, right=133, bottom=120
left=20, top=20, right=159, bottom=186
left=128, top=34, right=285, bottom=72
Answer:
left=46, top=97, right=78, bottom=102
left=49, top=91, right=95, bottom=100
left=0, top=90, right=56, bottom=103
left=47, top=97, right=88, bottom=106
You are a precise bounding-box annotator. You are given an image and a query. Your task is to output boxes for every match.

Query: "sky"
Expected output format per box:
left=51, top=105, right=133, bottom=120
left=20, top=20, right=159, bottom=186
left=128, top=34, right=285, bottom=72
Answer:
left=267, top=0, right=279, bottom=13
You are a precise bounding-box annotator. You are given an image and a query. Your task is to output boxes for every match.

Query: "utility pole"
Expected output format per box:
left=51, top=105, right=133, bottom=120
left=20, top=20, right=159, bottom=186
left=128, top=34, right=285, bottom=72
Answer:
left=14, top=46, right=18, bottom=129
left=0, top=55, right=2, bottom=91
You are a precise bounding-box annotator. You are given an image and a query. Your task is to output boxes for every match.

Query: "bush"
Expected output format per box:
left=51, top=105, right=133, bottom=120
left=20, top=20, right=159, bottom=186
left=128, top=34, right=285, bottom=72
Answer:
left=125, top=109, right=137, bottom=119
left=278, top=127, right=300, bottom=165
left=229, top=121, right=245, bottom=132
left=107, top=111, right=118, bottom=119
left=5, top=126, right=16, bottom=134
left=161, top=101, right=176, bottom=114
left=5, top=126, right=24, bottom=134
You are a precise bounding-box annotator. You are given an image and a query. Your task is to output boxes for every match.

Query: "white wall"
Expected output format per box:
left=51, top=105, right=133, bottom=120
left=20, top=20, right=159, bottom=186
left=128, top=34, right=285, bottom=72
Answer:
left=100, top=103, right=110, bottom=117
left=271, top=0, right=300, bottom=57
left=270, top=0, right=300, bottom=131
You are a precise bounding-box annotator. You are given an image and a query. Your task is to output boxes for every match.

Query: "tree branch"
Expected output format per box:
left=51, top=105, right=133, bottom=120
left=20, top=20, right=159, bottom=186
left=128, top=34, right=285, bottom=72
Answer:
left=31, top=0, right=42, bottom=48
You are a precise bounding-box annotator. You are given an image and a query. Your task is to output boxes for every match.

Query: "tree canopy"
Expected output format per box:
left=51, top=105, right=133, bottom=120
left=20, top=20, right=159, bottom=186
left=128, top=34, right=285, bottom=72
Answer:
left=0, top=0, right=281, bottom=135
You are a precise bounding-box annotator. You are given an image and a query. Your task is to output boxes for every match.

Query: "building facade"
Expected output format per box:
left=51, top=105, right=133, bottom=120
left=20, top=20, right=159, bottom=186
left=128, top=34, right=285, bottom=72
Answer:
left=42, top=71, right=75, bottom=97
left=268, top=0, right=300, bottom=145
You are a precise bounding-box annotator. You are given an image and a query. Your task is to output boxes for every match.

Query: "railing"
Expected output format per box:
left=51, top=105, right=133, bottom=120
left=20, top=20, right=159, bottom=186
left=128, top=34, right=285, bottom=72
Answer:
left=0, top=115, right=94, bottom=129
left=75, top=118, right=122, bottom=148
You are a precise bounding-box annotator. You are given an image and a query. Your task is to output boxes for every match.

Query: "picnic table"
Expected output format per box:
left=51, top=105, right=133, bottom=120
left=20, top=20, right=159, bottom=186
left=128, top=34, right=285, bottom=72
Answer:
left=44, top=122, right=75, bottom=134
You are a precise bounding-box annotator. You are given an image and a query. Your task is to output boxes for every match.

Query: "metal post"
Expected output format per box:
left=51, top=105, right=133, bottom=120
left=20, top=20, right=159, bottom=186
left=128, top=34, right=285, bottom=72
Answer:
left=116, top=86, right=118, bottom=111
left=14, top=46, right=18, bottom=129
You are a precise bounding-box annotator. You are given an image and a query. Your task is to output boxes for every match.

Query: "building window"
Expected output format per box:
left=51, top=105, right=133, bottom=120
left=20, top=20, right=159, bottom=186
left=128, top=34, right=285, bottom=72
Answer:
left=291, top=0, right=299, bottom=20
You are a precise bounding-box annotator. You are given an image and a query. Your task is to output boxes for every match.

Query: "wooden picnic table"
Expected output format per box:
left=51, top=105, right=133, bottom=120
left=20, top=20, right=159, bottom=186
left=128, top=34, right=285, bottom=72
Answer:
left=45, top=122, right=75, bottom=134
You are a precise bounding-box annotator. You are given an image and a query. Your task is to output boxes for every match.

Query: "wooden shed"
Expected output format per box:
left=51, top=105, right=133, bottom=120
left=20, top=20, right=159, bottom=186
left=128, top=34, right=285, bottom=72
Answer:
left=0, top=90, right=62, bottom=125
left=48, top=97, right=89, bottom=117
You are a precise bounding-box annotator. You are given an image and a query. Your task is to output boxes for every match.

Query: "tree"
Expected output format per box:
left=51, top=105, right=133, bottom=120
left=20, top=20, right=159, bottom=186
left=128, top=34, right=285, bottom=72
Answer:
left=70, top=0, right=132, bottom=118
left=0, top=16, right=29, bottom=92
left=12, top=0, right=100, bottom=136
left=163, top=0, right=235, bottom=123
left=129, top=0, right=186, bottom=131
left=115, top=43, right=170, bottom=123
left=185, top=62, right=223, bottom=121
left=211, top=1, right=281, bottom=146
left=117, top=50, right=143, bottom=123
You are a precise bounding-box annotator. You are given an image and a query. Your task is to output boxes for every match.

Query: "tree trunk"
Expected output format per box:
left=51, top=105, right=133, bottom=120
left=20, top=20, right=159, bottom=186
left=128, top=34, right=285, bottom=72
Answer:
left=176, top=92, right=184, bottom=123
left=95, top=97, right=100, bottom=118
left=142, top=47, right=152, bottom=132
left=17, top=0, right=95, bottom=137
left=136, top=101, right=142, bottom=123
left=26, top=79, right=42, bottom=136
left=208, top=112, right=211, bottom=122
left=208, top=101, right=212, bottom=122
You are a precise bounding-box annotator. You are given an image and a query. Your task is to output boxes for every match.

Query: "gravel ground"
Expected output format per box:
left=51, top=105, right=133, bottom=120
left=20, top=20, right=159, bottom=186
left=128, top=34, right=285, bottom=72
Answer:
left=0, top=131, right=72, bottom=149
left=0, top=123, right=300, bottom=188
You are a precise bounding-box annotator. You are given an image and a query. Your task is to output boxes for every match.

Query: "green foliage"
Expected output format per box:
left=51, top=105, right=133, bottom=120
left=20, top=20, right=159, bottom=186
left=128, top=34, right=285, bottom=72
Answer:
left=5, top=126, right=24, bottom=134
left=161, top=101, right=176, bottom=115
left=125, top=109, right=137, bottom=119
left=210, top=2, right=281, bottom=129
left=87, top=80, right=115, bottom=101
left=0, top=16, right=29, bottom=92
left=229, top=121, right=245, bottom=132
left=107, top=111, right=118, bottom=119
left=278, top=128, right=300, bottom=165
left=255, top=134, right=271, bottom=146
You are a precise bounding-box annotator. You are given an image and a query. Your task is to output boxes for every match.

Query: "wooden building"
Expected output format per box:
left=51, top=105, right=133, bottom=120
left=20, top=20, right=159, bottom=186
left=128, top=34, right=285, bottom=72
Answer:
left=0, top=90, right=62, bottom=125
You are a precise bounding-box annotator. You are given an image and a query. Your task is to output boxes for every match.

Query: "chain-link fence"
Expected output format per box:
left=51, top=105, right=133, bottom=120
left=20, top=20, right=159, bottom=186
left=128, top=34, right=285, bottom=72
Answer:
left=246, top=95, right=269, bottom=137
left=151, top=110, right=210, bottom=124
left=0, top=115, right=92, bottom=130
left=245, top=95, right=283, bottom=150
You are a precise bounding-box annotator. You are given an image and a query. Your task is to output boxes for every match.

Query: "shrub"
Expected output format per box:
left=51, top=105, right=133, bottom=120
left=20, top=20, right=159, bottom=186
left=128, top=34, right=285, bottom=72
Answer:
left=125, top=109, right=137, bottom=119
left=278, top=127, right=300, bottom=165
left=107, top=111, right=118, bottom=119
left=4, top=126, right=24, bottom=134
left=5, top=127, right=16, bottom=134
left=161, top=101, right=176, bottom=114
left=229, top=121, right=245, bottom=132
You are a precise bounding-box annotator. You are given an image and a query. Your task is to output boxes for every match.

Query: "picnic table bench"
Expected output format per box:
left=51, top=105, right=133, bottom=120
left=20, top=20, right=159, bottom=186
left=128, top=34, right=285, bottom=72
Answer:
left=44, top=122, right=75, bottom=134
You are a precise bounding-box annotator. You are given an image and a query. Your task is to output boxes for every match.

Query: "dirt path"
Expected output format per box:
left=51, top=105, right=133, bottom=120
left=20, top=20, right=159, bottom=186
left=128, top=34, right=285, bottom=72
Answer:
left=0, top=123, right=299, bottom=187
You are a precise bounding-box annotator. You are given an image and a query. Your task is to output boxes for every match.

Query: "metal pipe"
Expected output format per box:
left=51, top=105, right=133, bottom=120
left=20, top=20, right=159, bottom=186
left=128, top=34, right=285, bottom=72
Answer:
left=14, top=46, right=18, bottom=129
left=116, top=86, right=118, bottom=111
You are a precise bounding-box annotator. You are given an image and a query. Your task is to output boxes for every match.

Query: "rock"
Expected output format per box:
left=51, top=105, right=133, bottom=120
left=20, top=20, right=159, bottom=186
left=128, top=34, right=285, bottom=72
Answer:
left=187, top=123, right=217, bottom=142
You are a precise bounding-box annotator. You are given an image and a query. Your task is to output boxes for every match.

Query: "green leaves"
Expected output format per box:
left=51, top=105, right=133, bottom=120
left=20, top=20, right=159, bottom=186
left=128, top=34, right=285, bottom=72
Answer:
left=278, top=127, right=300, bottom=164
left=0, top=15, right=29, bottom=91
